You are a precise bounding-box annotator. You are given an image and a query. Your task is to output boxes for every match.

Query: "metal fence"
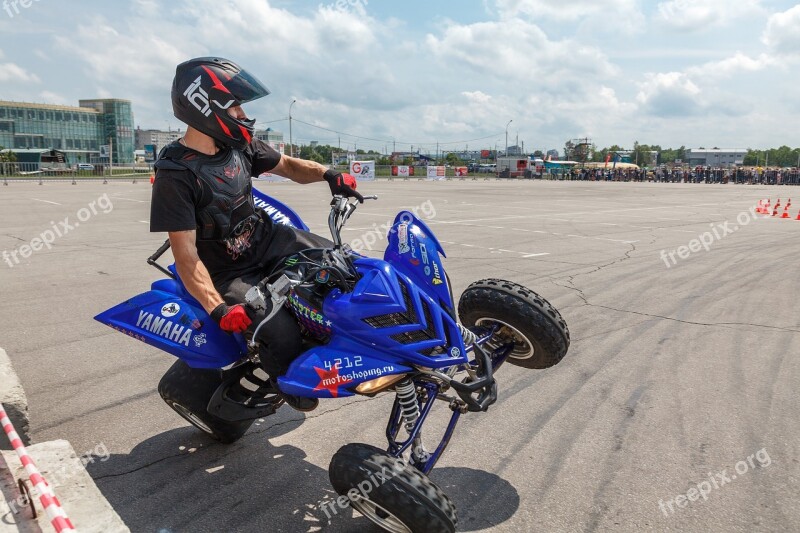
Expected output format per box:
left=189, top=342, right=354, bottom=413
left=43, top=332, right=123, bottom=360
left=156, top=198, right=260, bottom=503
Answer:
left=3, top=161, right=799, bottom=185
left=0, top=161, right=153, bottom=181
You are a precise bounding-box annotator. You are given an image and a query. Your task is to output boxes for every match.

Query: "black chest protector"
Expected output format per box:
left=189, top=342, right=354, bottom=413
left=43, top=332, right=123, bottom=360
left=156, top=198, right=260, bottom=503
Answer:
left=155, top=143, right=258, bottom=241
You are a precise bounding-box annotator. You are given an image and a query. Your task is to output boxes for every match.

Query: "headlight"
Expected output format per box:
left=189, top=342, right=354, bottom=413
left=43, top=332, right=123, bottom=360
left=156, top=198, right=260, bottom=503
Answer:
left=355, top=373, right=408, bottom=394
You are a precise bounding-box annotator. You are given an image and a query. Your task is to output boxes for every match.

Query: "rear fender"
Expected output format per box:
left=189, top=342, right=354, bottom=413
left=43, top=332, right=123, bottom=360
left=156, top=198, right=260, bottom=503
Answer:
left=94, top=287, right=246, bottom=369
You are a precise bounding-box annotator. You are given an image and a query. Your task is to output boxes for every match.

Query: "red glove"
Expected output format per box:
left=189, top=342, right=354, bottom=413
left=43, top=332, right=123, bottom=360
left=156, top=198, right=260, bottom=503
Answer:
left=211, top=303, right=252, bottom=333
left=324, top=170, right=364, bottom=203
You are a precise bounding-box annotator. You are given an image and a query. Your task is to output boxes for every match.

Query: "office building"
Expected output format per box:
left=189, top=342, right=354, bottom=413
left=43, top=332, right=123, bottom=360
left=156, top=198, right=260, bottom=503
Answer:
left=0, top=98, right=135, bottom=165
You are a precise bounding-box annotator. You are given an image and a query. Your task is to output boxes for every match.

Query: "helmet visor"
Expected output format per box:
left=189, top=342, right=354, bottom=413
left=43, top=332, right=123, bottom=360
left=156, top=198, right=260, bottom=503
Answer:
left=226, top=69, right=271, bottom=104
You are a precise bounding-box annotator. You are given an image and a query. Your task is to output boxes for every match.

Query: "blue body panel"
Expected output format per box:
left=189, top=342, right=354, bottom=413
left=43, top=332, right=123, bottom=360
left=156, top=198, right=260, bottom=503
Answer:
left=278, top=256, right=467, bottom=398
left=94, top=286, right=246, bottom=369
left=384, top=212, right=452, bottom=310
left=252, top=186, right=310, bottom=231
left=96, top=197, right=466, bottom=396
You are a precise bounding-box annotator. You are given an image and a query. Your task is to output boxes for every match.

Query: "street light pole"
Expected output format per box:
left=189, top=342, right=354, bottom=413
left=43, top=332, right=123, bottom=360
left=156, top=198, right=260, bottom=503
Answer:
left=505, top=120, right=513, bottom=156
left=289, top=99, right=297, bottom=158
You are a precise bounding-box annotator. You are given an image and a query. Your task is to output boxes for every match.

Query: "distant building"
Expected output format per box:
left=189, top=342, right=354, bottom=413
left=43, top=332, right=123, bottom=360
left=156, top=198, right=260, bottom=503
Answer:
left=255, top=128, right=284, bottom=144
left=685, top=149, right=746, bottom=167
left=0, top=98, right=135, bottom=165
left=506, top=145, right=523, bottom=156
left=78, top=99, right=135, bottom=164
left=443, top=151, right=481, bottom=162
left=254, top=128, right=285, bottom=153
left=135, top=127, right=183, bottom=152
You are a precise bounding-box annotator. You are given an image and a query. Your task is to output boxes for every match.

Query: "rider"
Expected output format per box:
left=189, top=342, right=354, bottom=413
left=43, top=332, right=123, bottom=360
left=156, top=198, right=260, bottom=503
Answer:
left=150, top=57, right=363, bottom=412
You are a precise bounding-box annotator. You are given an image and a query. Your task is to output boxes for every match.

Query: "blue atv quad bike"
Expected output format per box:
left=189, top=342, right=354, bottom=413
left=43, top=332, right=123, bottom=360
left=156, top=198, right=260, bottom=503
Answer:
left=95, top=189, right=570, bottom=533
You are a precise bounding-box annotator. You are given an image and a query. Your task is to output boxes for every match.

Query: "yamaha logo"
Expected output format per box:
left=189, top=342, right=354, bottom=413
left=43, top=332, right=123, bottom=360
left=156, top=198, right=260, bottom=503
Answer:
left=161, top=303, right=181, bottom=318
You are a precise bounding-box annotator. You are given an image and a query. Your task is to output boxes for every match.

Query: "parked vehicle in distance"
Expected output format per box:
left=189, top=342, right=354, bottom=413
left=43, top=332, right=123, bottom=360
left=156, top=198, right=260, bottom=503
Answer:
left=77, top=163, right=94, bottom=170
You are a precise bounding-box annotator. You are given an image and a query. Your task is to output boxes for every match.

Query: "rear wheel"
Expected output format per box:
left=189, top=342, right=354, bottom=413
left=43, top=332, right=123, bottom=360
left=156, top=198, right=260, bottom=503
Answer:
left=158, top=360, right=254, bottom=444
left=458, top=279, right=570, bottom=369
left=329, top=443, right=457, bottom=533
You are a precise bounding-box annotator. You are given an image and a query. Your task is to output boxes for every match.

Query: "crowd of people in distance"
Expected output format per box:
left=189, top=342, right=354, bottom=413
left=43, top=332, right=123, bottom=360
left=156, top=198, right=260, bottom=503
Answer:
left=550, top=166, right=800, bottom=185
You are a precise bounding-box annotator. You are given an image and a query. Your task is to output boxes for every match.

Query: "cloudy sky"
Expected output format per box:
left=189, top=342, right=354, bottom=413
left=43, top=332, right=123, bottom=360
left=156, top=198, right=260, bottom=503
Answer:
left=1, top=0, right=798, bottom=154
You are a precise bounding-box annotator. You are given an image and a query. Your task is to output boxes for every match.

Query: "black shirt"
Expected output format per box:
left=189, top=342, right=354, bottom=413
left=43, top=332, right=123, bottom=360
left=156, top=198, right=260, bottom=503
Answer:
left=150, top=139, right=282, bottom=285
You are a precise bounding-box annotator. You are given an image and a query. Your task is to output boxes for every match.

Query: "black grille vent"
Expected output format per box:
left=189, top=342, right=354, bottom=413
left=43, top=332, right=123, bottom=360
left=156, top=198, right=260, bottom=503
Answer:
left=363, top=280, right=416, bottom=328
left=390, top=298, right=438, bottom=345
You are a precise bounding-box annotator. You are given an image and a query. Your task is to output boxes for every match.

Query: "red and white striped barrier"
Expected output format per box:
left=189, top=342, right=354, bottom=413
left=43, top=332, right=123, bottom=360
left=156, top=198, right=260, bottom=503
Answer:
left=0, top=405, right=76, bottom=532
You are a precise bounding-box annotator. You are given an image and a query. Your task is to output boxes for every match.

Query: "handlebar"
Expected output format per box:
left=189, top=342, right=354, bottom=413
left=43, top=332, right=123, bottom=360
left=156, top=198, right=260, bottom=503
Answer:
left=328, top=194, right=378, bottom=250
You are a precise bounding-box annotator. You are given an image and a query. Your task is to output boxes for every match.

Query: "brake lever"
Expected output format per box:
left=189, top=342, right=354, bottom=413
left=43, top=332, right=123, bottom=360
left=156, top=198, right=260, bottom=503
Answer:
left=246, top=274, right=299, bottom=349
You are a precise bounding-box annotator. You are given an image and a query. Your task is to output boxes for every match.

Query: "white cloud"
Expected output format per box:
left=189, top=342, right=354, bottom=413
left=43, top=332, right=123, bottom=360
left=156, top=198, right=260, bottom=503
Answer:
left=0, top=62, right=40, bottom=83
left=495, top=0, right=643, bottom=26
left=762, top=5, right=800, bottom=54
left=426, top=18, right=616, bottom=88
left=38, top=91, right=69, bottom=105
left=687, top=52, right=776, bottom=78
left=656, top=0, right=764, bottom=31
left=636, top=72, right=703, bottom=116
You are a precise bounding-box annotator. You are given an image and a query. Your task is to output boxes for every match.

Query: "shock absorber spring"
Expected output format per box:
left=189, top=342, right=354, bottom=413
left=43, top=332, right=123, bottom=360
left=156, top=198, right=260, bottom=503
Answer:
left=458, top=323, right=477, bottom=346
left=395, top=380, right=420, bottom=434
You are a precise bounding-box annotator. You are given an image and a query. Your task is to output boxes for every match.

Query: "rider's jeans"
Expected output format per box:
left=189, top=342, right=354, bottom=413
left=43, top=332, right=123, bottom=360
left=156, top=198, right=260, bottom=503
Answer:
left=216, top=224, right=331, bottom=378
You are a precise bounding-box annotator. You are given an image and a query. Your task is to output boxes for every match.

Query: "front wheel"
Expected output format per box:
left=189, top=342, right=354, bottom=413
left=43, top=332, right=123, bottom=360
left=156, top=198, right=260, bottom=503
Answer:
left=158, top=360, right=254, bottom=444
left=458, top=279, right=570, bottom=369
left=329, top=443, right=457, bottom=533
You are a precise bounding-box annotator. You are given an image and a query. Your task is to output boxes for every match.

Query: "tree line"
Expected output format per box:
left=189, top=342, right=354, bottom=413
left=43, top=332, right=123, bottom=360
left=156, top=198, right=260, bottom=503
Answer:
left=562, top=141, right=800, bottom=167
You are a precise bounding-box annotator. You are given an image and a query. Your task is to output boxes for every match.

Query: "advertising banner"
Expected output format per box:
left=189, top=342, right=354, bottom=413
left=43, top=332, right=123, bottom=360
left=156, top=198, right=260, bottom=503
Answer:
left=351, top=161, right=376, bottom=181
left=427, top=166, right=446, bottom=180
left=455, top=166, right=468, bottom=176
left=391, top=165, right=414, bottom=177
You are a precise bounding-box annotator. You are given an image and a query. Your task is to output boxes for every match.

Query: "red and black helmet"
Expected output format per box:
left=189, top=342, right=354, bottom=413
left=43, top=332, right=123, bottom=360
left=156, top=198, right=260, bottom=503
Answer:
left=171, top=57, right=270, bottom=150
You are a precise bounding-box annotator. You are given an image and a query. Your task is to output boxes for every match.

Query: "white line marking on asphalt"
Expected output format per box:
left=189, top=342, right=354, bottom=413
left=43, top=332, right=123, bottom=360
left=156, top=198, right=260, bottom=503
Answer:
left=31, top=198, right=62, bottom=205
left=111, top=196, right=149, bottom=203
left=139, top=220, right=149, bottom=224
left=523, top=253, right=550, bottom=258
left=433, top=215, right=527, bottom=224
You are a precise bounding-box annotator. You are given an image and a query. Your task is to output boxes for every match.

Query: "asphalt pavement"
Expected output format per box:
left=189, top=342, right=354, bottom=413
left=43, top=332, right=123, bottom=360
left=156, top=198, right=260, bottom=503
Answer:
left=0, top=178, right=798, bottom=532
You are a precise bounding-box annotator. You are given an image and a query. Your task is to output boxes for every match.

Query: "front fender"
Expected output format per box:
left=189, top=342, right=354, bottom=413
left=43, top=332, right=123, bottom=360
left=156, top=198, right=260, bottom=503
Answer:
left=384, top=211, right=453, bottom=310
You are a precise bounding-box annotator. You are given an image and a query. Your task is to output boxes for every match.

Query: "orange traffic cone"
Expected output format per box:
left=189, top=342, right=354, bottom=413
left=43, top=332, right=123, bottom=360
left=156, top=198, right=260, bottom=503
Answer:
left=762, top=199, right=771, bottom=215
left=756, top=200, right=765, bottom=214
left=781, top=206, right=792, bottom=219
left=772, top=199, right=782, bottom=216
left=796, top=209, right=800, bottom=220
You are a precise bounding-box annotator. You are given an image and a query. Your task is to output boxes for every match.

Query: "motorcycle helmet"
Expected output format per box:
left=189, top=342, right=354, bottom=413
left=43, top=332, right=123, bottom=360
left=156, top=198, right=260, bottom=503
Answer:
left=171, top=57, right=270, bottom=150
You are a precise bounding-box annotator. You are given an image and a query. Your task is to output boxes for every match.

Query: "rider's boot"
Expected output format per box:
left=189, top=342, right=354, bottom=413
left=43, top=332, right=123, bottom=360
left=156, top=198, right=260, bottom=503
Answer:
left=270, top=379, right=319, bottom=412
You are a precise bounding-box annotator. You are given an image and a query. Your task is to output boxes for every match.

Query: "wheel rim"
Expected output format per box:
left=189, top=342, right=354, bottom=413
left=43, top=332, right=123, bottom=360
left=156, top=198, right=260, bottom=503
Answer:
left=475, top=318, right=534, bottom=360
left=349, top=494, right=412, bottom=533
left=170, top=402, right=215, bottom=435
